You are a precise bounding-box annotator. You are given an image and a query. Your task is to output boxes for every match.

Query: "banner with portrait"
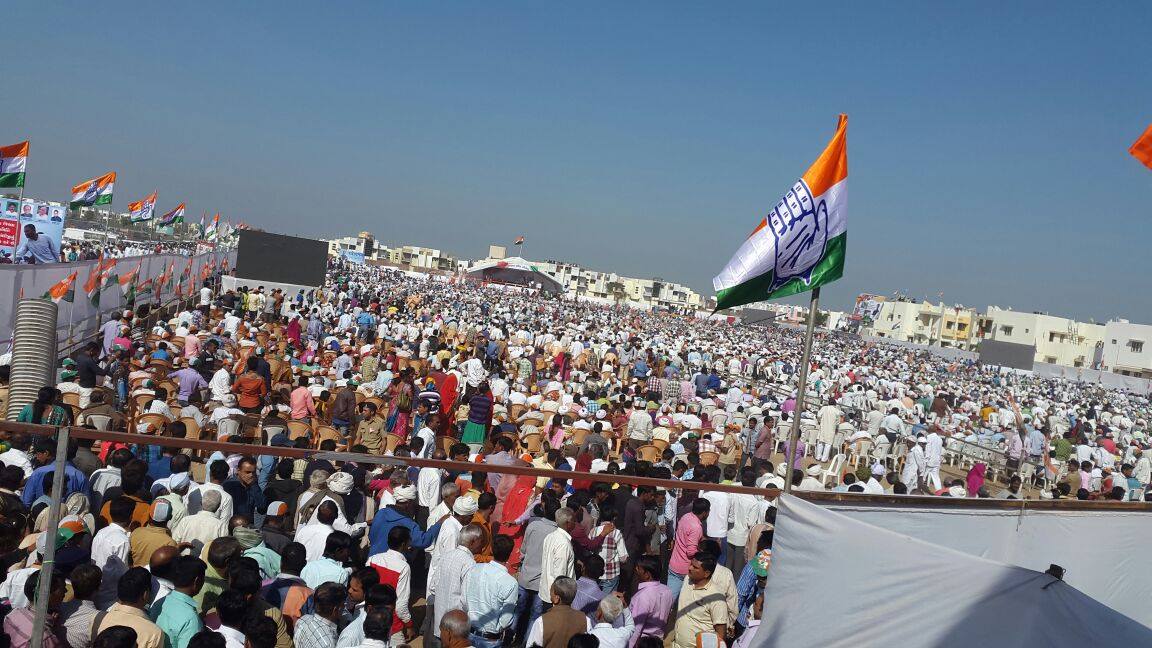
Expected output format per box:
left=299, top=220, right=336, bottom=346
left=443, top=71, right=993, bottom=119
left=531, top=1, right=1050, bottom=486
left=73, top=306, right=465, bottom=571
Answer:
left=0, top=198, right=67, bottom=263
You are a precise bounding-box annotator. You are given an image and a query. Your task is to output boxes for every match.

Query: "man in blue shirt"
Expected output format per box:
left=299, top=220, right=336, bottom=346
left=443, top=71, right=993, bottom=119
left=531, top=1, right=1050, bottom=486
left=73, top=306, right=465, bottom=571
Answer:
left=367, top=485, right=444, bottom=556
left=22, top=438, right=88, bottom=507
left=14, top=224, right=59, bottom=264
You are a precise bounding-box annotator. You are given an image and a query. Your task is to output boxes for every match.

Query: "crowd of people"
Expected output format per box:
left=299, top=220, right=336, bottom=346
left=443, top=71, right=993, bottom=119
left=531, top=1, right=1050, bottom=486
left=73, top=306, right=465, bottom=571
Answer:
left=0, top=257, right=1148, bottom=648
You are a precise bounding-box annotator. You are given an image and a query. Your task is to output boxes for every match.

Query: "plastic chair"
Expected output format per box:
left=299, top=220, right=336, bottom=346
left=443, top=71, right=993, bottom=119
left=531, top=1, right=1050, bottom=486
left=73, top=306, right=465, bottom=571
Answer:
left=698, top=450, right=720, bottom=466
left=87, top=414, right=112, bottom=431
left=637, top=444, right=661, bottom=463
left=821, top=453, right=846, bottom=487
left=216, top=417, right=241, bottom=439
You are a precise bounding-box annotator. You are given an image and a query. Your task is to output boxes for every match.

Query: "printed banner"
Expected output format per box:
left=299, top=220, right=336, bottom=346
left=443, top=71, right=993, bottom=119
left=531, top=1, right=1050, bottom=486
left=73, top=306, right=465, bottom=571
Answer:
left=0, top=198, right=67, bottom=263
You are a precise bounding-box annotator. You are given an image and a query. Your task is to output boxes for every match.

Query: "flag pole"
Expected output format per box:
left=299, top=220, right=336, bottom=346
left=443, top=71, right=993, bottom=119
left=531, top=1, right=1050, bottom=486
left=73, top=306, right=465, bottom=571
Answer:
left=782, top=286, right=820, bottom=495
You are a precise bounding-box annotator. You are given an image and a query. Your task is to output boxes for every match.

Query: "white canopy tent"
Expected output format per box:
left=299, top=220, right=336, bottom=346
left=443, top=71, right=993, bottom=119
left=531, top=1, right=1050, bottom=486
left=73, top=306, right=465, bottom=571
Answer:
left=751, top=495, right=1152, bottom=647
left=463, top=256, right=564, bottom=294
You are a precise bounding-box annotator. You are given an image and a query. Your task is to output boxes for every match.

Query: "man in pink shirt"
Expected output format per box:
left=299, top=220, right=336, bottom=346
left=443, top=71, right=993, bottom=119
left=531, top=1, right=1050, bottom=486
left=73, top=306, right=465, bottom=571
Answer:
left=184, top=328, right=201, bottom=359
left=667, top=498, right=710, bottom=598
left=290, top=376, right=316, bottom=423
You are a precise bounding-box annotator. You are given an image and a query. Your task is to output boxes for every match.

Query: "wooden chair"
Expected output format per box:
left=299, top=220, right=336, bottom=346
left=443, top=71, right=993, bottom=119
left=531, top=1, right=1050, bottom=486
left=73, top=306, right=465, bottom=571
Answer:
left=636, top=444, right=661, bottom=463
left=385, top=433, right=403, bottom=454
left=699, top=450, right=720, bottom=466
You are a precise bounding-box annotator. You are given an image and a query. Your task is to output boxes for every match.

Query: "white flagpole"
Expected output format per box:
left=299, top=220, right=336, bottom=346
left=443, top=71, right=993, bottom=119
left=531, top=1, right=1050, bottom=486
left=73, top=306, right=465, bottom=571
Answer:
left=782, top=286, right=820, bottom=494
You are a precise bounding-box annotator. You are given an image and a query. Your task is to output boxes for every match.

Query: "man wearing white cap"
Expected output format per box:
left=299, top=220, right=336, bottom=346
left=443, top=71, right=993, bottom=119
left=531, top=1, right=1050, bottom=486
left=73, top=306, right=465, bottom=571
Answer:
left=798, top=464, right=825, bottom=492
left=901, top=437, right=928, bottom=492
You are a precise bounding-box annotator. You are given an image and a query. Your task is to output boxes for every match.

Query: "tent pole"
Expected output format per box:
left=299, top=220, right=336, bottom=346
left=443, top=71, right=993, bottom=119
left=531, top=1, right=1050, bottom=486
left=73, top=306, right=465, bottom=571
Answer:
left=30, top=426, right=69, bottom=647
left=783, top=287, right=820, bottom=494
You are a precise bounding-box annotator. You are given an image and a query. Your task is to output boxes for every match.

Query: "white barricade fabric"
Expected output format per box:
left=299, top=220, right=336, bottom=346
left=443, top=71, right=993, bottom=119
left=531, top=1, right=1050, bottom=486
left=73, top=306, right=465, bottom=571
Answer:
left=0, top=249, right=236, bottom=348
left=752, top=495, right=1152, bottom=647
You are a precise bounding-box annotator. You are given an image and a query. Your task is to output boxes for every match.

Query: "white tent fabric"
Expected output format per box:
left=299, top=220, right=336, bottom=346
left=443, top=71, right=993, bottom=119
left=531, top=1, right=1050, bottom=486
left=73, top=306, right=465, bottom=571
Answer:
left=463, top=256, right=564, bottom=294
left=818, top=499, right=1152, bottom=627
left=751, top=495, right=1152, bottom=648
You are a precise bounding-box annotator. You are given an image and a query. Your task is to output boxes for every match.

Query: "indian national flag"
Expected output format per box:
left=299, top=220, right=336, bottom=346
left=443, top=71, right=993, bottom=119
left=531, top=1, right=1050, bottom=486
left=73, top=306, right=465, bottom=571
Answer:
left=43, top=271, right=79, bottom=304
left=205, top=213, right=220, bottom=240
left=129, top=191, right=158, bottom=222
left=712, top=114, right=848, bottom=310
left=0, top=140, right=29, bottom=188
left=70, top=172, right=117, bottom=207
left=158, top=202, right=186, bottom=225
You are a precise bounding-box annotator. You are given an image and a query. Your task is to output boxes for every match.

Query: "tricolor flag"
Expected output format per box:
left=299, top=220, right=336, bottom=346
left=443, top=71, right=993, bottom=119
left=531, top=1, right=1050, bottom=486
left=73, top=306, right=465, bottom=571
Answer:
left=158, top=202, right=186, bottom=225
left=0, top=140, right=29, bottom=188
left=205, top=213, right=220, bottom=240
left=128, top=191, right=158, bottom=222
left=137, top=277, right=154, bottom=298
left=83, top=255, right=104, bottom=306
left=43, top=271, right=78, bottom=304
left=118, top=262, right=142, bottom=298
left=70, top=172, right=117, bottom=208
left=712, top=114, right=848, bottom=310
left=514, top=235, right=525, bottom=246
left=1130, top=123, right=1152, bottom=171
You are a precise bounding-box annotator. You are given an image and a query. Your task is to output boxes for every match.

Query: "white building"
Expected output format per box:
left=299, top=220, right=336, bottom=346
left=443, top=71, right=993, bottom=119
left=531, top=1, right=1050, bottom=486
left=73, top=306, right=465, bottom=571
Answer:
left=862, top=299, right=979, bottom=350
left=382, top=245, right=457, bottom=272
left=977, top=307, right=1104, bottom=368
left=326, top=231, right=379, bottom=259
left=1099, top=321, right=1152, bottom=378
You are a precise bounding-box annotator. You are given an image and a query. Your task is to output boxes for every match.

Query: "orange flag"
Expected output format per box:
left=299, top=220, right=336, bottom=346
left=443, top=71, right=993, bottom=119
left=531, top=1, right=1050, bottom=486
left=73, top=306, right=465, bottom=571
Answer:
left=1130, top=124, right=1152, bottom=170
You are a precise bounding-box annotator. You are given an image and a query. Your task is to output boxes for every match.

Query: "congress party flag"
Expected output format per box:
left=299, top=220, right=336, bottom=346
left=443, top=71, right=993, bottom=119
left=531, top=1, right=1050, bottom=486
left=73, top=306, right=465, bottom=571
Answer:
left=118, top=262, right=142, bottom=298
left=0, top=140, right=29, bottom=188
left=712, top=114, right=848, bottom=310
left=128, top=191, right=158, bottom=222
left=43, top=271, right=78, bottom=304
left=70, top=172, right=117, bottom=207
left=205, top=213, right=220, bottom=240
left=158, top=202, right=186, bottom=225
left=1130, top=123, right=1152, bottom=171
left=514, top=235, right=525, bottom=246
left=83, top=254, right=105, bottom=306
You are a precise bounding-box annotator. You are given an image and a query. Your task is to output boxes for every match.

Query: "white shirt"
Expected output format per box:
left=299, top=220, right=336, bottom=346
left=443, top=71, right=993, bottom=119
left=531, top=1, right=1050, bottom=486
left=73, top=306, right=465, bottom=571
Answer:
left=171, top=510, right=229, bottom=557
left=0, top=566, right=39, bottom=609
left=464, top=561, right=518, bottom=634
left=367, top=550, right=412, bottom=624
left=200, top=287, right=212, bottom=306
left=184, top=482, right=234, bottom=520
left=538, top=526, right=575, bottom=602
left=702, top=490, right=731, bottom=538
left=433, top=545, right=475, bottom=637
left=924, top=432, right=943, bottom=468
left=417, top=467, right=443, bottom=508
left=215, top=625, right=246, bottom=648
left=91, top=522, right=131, bottom=608
left=209, top=368, right=232, bottom=402
left=590, top=610, right=636, bottom=648
left=726, top=493, right=762, bottom=546
left=426, top=517, right=462, bottom=596
left=294, top=522, right=335, bottom=562
left=0, top=448, right=33, bottom=478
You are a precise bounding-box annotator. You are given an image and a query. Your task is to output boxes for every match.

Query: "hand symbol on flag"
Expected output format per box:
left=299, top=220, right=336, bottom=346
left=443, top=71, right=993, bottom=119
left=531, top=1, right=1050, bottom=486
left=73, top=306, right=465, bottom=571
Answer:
left=768, top=179, right=828, bottom=288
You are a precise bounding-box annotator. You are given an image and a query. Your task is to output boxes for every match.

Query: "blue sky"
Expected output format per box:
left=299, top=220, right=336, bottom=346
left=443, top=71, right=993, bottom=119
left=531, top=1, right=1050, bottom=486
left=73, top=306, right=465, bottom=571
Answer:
left=4, top=2, right=1151, bottom=321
